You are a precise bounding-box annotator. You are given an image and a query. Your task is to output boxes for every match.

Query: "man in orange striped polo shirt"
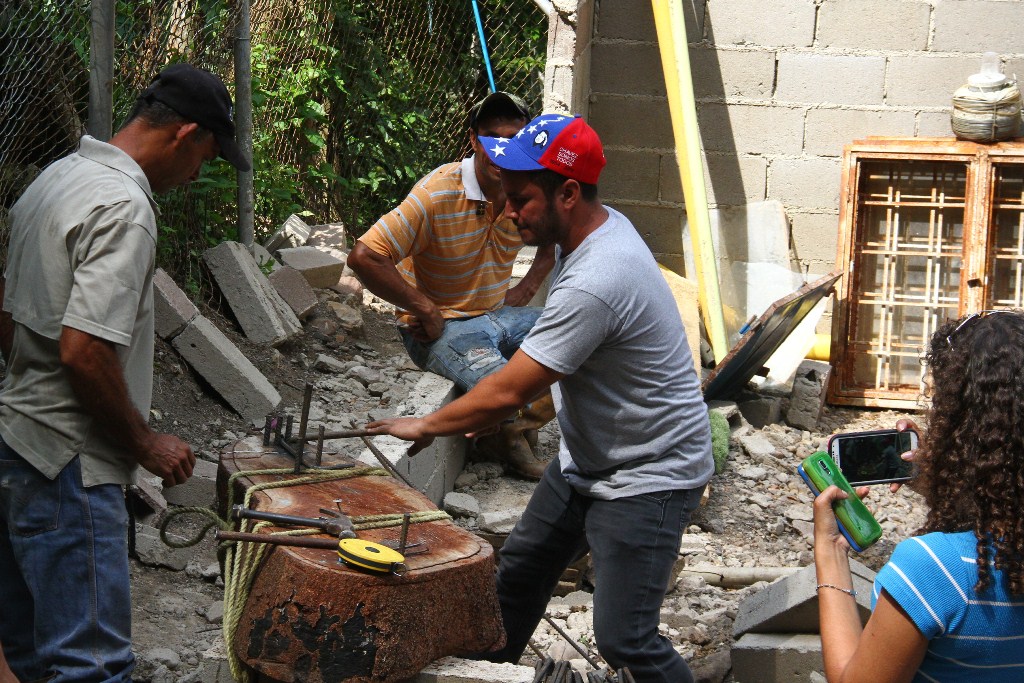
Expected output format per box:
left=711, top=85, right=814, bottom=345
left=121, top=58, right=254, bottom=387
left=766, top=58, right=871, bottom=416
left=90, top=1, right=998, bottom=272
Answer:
left=348, top=92, right=555, bottom=479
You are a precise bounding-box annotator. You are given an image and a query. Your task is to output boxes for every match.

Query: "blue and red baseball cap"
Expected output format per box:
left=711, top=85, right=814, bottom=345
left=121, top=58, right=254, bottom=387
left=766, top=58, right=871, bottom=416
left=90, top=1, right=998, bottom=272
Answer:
left=478, top=114, right=606, bottom=184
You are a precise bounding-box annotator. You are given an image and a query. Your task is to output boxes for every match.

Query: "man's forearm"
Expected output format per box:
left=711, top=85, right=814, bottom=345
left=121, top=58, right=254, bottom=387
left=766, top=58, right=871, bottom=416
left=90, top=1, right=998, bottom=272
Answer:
left=59, top=326, right=155, bottom=458
left=348, top=242, right=436, bottom=317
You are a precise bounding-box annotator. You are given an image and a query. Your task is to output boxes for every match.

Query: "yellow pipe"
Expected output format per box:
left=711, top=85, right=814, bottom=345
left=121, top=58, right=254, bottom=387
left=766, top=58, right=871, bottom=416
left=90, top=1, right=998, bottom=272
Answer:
left=651, top=0, right=729, bottom=362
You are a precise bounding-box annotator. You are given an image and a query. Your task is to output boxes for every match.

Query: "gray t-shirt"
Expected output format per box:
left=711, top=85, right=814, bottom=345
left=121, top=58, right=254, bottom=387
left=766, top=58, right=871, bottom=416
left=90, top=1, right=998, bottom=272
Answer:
left=0, top=135, right=157, bottom=486
left=520, top=207, right=713, bottom=500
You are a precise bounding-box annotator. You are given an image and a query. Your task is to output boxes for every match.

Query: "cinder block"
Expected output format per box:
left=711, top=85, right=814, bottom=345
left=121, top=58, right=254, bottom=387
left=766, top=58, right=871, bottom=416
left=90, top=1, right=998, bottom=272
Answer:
left=163, top=459, right=218, bottom=508
left=171, top=315, right=282, bottom=425
left=787, top=360, right=832, bottom=431
left=277, top=246, right=346, bottom=288
left=683, top=201, right=791, bottom=265
left=805, top=109, right=916, bottom=157
left=733, top=560, right=876, bottom=636
left=590, top=94, right=674, bottom=149
left=306, top=221, right=348, bottom=249
left=918, top=111, right=954, bottom=138
left=817, top=0, right=929, bottom=51
left=698, top=103, right=806, bottom=156
left=691, top=48, right=776, bottom=100
left=268, top=266, right=317, bottom=319
left=263, top=213, right=310, bottom=253
left=661, top=153, right=768, bottom=206
left=602, top=148, right=662, bottom=203
left=411, top=657, right=534, bottom=683
left=886, top=56, right=978, bottom=108
left=768, top=157, right=842, bottom=210
left=737, top=396, right=782, bottom=429
left=776, top=54, right=885, bottom=106
left=933, top=0, right=1024, bottom=53
left=203, top=241, right=302, bottom=347
left=591, top=42, right=666, bottom=97
left=596, top=0, right=705, bottom=42
left=732, top=633, right=823, bottom=683
left=153, top=269, right=198, bottom=340
left=790, top=213, right=840, bottom=265
left=359, top=373, right=464, bottom=506
left=706, top=0, right=816, bottom=47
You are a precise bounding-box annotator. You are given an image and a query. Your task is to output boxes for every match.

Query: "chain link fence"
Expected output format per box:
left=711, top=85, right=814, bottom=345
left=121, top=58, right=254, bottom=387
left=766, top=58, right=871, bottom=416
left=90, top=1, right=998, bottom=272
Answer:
left=0, top=0, right=547, bottom=290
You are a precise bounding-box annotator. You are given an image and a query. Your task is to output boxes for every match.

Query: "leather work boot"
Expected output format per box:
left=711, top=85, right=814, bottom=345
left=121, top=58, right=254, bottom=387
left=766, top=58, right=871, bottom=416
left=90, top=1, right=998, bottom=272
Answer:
left=473, top=393, right=556, bottom=480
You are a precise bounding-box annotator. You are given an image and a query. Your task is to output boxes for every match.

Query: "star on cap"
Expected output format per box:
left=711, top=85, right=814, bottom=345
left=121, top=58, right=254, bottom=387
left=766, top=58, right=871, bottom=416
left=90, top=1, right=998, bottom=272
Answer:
left=490, top=143, right=507, bottom=157
left=495, top=137, right=510, bottom=143
left=515, top=129, right=526, bottom=138
left=527, top=124, right=539, bottom=134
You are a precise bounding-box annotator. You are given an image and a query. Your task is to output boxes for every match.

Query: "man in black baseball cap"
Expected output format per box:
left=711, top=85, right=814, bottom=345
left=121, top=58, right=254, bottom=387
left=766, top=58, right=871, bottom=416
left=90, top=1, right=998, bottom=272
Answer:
left=0, top=61, right=251, bottom=680
left=136, top=62, right=250, bottom=171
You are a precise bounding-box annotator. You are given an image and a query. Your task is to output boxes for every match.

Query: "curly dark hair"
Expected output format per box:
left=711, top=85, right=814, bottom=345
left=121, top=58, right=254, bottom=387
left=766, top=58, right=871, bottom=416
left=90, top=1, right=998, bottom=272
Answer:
left=921, top=310, right=1024, bottom=594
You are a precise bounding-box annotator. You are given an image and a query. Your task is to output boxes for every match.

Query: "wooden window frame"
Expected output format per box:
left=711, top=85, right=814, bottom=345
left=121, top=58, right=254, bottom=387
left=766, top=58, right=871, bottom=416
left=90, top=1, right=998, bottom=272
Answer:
left=828, top=137, right=1024, bottom=409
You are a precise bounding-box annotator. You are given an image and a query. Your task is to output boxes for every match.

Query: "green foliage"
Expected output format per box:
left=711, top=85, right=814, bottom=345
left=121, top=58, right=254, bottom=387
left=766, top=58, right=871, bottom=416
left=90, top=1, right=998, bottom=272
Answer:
left=709, top=409, right=731, bottom=474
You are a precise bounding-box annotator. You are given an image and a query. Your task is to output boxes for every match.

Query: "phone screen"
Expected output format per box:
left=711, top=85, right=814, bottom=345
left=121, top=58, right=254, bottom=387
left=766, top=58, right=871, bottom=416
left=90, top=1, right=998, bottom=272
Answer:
left=833, top=431, right=915, bottom=485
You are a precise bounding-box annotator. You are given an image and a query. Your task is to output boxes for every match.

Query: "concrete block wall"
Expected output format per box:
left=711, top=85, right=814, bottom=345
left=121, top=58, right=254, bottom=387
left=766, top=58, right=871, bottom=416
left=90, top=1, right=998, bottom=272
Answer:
left=575, top=0, right=1024, bottom=328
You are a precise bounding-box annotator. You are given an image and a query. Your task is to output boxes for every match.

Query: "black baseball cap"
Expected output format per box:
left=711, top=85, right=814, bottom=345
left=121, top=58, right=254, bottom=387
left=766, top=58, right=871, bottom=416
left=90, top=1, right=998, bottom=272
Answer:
left=138, top=63, right=250, bottom=171
left=468, top=91, right=530, bottom=131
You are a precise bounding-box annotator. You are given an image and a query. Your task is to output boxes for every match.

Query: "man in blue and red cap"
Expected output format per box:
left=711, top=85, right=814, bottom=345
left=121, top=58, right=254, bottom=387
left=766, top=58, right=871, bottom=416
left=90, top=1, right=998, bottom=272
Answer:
left=368, top=114, right=712, bottom=683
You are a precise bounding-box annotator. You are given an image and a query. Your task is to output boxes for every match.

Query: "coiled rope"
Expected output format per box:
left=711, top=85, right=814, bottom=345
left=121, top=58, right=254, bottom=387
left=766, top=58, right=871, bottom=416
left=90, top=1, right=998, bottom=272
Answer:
left=157, top=465, right=449, bottom=681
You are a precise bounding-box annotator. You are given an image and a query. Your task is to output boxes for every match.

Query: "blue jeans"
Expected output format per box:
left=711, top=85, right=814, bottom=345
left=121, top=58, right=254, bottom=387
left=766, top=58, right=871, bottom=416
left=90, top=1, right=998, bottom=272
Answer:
left=400, top=307, right=543, bottom=393
left=0, top=437, right=134, bottom=682
left=487, top=462, right=704, bottom=683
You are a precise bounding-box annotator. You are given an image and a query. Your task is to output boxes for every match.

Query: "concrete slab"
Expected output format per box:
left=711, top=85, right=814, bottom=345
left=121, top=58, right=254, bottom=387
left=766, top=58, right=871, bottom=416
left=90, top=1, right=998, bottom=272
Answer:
left=163, top=459, right=218, bottom=508
left=358, top=372, right=465, bottom=506
left=733, top=560, right=876, bottom=636
left=153, top=268, right=198, bottom=340
left=732, top=633, right=823, bottom=683
left=307, top=221, right=347, bottom=249
left=268, top=265, right=317, bottom=319
left=787, top=360, right=832, bottom=431
left=410, top=657, right=534, bottom=683
left=171, top=315, right=282, bottom=425
left=263, top=213, right=311, bottom=253
left=202, top=241, right=302, bottom=347
left=277, top=246, right=345, bottom=288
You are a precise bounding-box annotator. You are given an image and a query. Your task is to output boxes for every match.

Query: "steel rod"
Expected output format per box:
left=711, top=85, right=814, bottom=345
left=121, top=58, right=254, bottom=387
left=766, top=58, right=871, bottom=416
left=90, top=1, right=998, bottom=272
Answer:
left=216, top=530, right=338, bottom=550
left=360, top=436, right=415, bottom=488
left=542, top=615, right=602, bottom=670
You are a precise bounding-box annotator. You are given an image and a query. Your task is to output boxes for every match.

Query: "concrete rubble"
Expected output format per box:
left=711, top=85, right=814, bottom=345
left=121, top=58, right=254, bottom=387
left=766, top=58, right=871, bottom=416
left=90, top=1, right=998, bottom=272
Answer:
left=277, top=245, right=346, bottom=288
left=263, top=213, right=312, bottom=253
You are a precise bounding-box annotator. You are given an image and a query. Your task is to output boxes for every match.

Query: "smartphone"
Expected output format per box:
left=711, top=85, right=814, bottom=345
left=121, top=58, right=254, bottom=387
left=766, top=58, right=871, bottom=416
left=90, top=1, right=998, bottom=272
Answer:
left=827, top=429, right=918, bottom=486
left=797, top=451, right=882, bottom=552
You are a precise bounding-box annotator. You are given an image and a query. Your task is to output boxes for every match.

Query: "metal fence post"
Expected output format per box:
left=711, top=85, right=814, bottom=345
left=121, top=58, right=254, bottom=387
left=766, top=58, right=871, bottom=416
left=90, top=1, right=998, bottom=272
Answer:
left=88, top=0, right=115, bottom=141
left=235, top=0, right=255, bottom=247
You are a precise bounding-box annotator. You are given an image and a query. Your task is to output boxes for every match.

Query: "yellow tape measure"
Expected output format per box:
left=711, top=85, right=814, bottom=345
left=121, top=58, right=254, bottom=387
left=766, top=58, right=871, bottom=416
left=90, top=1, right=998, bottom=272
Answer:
left=337, top=538, right=407, bottom=575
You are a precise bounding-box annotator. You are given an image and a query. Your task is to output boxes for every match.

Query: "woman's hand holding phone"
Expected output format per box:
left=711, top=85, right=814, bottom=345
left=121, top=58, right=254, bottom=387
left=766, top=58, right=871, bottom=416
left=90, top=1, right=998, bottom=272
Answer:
left=813, top=484, right=872, bottom=551
left=891, top=418, right=921, bottom=493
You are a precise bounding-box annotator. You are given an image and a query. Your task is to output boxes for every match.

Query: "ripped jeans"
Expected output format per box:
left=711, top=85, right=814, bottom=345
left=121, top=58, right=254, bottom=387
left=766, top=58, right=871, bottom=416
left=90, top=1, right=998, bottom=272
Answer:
left=400, top=307, right=543, bottom=392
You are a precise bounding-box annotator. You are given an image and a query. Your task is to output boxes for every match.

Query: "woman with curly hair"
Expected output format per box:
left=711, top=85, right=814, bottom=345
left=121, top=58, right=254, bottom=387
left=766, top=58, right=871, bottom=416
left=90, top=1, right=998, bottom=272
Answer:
left=813, top=310, right=1024, bottom=682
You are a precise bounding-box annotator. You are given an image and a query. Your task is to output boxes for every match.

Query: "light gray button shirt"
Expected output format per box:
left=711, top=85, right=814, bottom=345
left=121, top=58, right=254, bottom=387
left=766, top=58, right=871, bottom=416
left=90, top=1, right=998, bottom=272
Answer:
left=0, top=136, right=158, bottom=486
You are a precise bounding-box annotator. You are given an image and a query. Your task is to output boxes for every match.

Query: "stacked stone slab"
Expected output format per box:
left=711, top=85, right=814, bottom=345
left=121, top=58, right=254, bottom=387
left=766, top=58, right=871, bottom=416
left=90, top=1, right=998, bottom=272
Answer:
left=732, top=560, right=876, bottom=682
left=153, top=268, right=281, bottom=425
left=263, top=213, right=311, bottom=252
left=267, top=265, right=317, bottom=319
left=276, top=245, right=346, bottom=288
left=203, top=241, right=302, bottom=346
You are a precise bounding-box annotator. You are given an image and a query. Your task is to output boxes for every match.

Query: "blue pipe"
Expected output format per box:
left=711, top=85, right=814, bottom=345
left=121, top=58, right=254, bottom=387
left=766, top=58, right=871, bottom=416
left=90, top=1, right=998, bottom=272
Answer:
left=471, top=0, right=497, bottom=92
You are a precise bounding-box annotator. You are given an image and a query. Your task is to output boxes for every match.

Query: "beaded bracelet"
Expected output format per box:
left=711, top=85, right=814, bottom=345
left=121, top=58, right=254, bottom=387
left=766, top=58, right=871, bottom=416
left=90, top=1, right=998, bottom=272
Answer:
left=816, top=583, right=857, bottom=597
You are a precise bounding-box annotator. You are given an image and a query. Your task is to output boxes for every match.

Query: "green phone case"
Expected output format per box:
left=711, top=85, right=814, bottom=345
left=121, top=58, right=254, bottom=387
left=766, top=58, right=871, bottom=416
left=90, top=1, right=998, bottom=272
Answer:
left=797, top=451, right=882, bottom=552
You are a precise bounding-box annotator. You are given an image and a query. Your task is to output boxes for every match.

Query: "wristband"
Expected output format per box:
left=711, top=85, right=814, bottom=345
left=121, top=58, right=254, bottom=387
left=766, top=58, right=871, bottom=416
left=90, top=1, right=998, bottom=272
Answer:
left=816, top=583, right=857, bottom=597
